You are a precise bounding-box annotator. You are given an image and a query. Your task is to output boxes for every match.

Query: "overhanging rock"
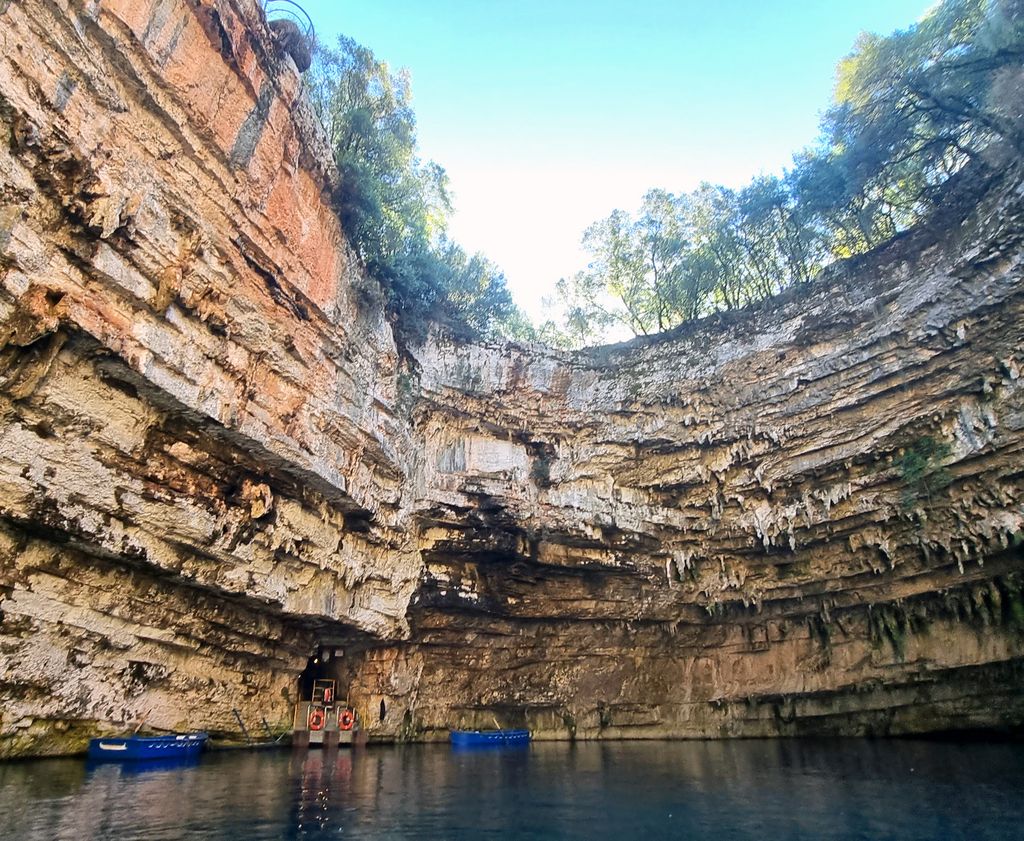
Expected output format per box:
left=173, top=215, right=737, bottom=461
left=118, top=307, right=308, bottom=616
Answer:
left=1, top=0, right=1022, bottom=756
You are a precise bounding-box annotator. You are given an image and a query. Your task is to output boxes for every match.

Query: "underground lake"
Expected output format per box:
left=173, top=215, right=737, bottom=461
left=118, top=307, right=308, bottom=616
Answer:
left=1, top=738, right=1022, bottom=840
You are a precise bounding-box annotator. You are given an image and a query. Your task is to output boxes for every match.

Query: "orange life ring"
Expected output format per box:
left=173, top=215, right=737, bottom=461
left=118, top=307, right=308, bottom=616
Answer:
left=308, top=707, right=326, bottom=731
left=339, top=709, right=355, bottom=731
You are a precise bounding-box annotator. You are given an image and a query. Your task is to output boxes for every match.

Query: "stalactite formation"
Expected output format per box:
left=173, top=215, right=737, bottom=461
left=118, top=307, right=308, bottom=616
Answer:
left=1, top=0, right=1022, bottom=756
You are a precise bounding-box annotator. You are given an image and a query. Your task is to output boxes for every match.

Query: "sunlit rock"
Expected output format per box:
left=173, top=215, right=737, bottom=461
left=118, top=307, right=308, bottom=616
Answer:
left=0, top=0, right=1022, bottom=757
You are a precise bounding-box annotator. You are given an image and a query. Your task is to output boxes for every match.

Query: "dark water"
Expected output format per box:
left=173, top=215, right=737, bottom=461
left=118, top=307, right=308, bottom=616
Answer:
left=1, top=739, right=1022, bottom=840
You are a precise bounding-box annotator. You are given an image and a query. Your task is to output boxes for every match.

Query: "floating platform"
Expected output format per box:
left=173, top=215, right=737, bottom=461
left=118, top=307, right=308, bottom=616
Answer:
left=87, top=732, right=208, bottom=762
left=292, top=697, right=359, bottom=748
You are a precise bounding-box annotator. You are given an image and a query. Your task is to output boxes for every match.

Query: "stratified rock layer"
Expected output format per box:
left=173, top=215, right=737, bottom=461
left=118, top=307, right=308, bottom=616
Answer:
left=389, top=168, right=1024, bottom=740
left=1, top=0, right=1022, bottom=756
left=0, top=0, right=418, bottom=755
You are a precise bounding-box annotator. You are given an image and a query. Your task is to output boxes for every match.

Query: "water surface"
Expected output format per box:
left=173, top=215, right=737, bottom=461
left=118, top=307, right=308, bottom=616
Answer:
left=1, top=739, right=1021, bottom=839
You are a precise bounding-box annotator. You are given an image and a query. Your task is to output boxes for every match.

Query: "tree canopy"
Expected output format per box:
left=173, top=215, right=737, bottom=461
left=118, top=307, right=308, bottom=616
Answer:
left=306, top=2, right=1022, bottom=348
left=306, top=36, right=518, bottom=339
left=553, top=0, right=1024, bottom=346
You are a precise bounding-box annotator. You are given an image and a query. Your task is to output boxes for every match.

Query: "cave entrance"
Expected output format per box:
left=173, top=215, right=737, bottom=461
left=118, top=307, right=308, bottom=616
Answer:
left=292, top=643, right=359, bottom=746
left=296, top=644, right=352, bottom=703
left=296, top=650, right=330, bottom=702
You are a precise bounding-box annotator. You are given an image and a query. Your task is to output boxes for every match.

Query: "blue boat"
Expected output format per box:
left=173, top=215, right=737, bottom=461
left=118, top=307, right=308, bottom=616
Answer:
left=87, top=732, right=208, bottom=761
left=449, top=729, right=531, bottom=746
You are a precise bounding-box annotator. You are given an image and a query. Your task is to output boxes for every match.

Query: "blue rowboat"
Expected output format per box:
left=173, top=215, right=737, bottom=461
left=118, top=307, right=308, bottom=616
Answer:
left=449, top=729, right=530, bottom=746
left=87, top=732, right=208, bottom=761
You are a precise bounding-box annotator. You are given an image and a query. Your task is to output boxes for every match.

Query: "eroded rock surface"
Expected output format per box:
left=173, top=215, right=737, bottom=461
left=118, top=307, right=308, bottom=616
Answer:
left=390, top=170, right=1024, bottom=739
left=1, top=0, right=1022, bottom=756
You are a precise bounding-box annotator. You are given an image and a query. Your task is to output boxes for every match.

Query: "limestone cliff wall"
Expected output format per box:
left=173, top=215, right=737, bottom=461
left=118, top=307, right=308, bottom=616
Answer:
left=1, top=0, right=1022, bottom=756
left=0, top=0, right=419, bottom=756
left=372, top=169, right=1024, bottom=740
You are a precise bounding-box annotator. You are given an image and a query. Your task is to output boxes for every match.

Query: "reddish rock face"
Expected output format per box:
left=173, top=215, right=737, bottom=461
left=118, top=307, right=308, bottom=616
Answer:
left=0, top=0, right=416, bottom=755
left=1, top=0, right=1023, bottom=756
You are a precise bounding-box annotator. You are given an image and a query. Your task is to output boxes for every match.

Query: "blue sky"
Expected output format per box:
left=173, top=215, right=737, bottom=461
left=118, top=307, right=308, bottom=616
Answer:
left=298, top=0, right=930, bottom=321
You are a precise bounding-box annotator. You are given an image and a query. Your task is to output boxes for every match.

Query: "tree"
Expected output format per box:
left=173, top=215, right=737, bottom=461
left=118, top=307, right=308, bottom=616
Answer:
left=306, top=36, right=515, bottom=338
left=635, top=190, right=693, bottom=328
left=556, top=0, right=1024, bottom=345
left=821, top=0, right=1024, bottom=246
left=737, top=175, right=816, bottom=288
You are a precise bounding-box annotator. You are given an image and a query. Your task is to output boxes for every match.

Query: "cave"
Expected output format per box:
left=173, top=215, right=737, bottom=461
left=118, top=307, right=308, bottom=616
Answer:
left=0, top=0, right=1022, bottom=760
left=296, top=651, right=331, bottom=704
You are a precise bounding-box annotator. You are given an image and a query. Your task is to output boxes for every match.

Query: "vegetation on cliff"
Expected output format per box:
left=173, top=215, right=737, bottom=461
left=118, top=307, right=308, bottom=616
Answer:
left=553, top=0, right=1024, bottom=345
left=306, top=0, right=1021, bottom=347
left=306, top=37, right=519, bottom=339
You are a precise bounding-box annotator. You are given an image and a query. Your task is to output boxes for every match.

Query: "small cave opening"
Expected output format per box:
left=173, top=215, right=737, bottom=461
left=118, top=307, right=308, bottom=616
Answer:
left=296, top=650, right=330, bottom=702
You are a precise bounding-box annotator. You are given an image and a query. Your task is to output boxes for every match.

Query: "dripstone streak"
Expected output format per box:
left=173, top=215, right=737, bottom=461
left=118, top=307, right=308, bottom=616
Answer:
left=1, top=0, right=1022, bottom=757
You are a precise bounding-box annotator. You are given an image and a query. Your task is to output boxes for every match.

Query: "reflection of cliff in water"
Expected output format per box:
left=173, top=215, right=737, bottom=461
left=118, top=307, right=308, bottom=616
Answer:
left=2, top=741, right=1024, bottom=839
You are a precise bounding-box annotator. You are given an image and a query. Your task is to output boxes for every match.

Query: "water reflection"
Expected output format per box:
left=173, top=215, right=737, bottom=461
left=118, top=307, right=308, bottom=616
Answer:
left=450, top=742, right=532, bottom=754
left=0, top=739, right=1021, bottom=840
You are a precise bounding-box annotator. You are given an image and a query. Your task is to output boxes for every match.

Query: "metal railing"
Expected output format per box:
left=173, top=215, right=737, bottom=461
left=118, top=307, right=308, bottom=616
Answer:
left=262, top=0, right=315, bottom=41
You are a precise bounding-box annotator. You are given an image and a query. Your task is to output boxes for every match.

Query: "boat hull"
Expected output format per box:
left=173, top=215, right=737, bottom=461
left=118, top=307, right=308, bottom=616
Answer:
left=87, top=733, right=208, bottom=761
left=449, top=729, right=531, bottom=746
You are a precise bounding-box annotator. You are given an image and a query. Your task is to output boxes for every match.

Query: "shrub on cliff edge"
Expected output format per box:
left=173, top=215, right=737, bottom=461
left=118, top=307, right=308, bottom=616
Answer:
left=306, top=36, right=517, bottom=341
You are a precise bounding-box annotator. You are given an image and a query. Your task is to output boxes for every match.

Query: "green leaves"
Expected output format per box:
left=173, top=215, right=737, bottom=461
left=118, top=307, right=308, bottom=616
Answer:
left=557, top=0, right=1023, bottom=346
left=896, top=436, right=952, bottom=509
left=555, top=178, right=817, bottom=344
left=307, top=2, right=1021, bottom=347
left=307, top=36, right=514, bottom=341
left=818, top=0, right=1020, bottom=241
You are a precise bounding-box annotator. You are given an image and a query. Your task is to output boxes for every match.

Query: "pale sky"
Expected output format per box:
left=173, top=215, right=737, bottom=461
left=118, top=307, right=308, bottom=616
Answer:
left=296, top=1, right=930, bottom=322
